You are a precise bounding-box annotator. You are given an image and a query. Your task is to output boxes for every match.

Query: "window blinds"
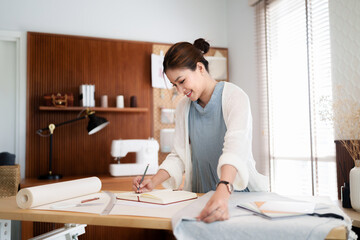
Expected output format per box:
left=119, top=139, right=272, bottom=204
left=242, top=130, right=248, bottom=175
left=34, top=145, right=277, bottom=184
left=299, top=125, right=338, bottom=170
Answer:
left=256, top=0, right=336, bottom=199
left=255, top=0, right=271, bottom=188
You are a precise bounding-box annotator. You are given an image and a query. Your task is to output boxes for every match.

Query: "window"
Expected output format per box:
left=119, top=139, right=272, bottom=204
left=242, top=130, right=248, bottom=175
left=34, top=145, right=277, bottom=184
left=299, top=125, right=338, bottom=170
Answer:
left=255, top=0, right=336, bottom=199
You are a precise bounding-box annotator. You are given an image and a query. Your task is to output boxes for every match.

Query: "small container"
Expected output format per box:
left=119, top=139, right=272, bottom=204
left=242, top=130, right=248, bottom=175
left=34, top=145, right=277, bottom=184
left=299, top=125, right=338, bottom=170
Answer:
left=341, top=182, right=352, bottom=208
left=101, top=95, right=108, bottom=108
left=161, top=108, right=175, bottom=124
left=116, top=95, right=124, bottom=108
left=160, top=128, right=175, bottom=153
left=130, top=96, right=137, bottom=107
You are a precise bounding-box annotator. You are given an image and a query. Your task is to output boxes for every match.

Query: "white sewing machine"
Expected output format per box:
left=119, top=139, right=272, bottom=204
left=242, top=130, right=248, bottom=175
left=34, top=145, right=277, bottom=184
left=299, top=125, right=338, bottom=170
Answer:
left=110, top=138, right=159, bottom=177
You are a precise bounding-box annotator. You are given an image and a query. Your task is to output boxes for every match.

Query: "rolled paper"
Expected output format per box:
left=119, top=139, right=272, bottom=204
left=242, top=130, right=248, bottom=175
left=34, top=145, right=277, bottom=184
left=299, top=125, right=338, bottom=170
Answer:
left=16, top=177, right=102, bottom=209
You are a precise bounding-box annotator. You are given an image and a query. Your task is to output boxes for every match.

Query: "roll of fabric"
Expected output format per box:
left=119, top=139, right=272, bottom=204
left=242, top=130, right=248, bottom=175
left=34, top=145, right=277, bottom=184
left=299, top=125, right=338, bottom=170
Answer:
left=16, top=177, right=102, bottom=209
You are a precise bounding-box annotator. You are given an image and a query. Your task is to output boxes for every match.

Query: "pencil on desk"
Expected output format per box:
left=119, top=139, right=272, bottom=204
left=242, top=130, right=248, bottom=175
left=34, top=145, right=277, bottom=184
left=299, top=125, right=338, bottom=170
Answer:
left=81, top=197, right=100, bottom=204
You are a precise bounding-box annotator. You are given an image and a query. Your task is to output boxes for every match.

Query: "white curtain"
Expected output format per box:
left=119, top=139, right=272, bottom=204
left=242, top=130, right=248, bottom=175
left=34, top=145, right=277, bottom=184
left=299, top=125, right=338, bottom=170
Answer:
left=255, top=0, right=336, bottom=199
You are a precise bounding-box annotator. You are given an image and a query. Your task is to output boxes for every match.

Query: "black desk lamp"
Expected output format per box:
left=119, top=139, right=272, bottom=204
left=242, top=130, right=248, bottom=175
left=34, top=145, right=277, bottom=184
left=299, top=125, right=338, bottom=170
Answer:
left=36, top=109, right=109, bottom=180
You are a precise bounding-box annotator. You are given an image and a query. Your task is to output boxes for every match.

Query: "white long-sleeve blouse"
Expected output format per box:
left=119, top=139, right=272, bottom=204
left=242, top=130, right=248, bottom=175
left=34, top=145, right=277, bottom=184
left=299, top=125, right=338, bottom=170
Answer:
left=159, top=82, right=269, bottom=192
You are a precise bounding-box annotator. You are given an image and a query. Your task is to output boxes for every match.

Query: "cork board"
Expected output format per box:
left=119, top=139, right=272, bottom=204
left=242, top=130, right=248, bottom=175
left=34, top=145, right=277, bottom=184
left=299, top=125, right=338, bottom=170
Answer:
left=152, top=44, right=228, bottom=164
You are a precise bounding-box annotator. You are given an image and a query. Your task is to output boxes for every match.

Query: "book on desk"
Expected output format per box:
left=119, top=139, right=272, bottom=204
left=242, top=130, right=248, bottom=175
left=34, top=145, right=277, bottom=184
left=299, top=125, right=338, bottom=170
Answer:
left=237, top=200, right=344, bottom=220
left=237, top=200, right=315, bottom=219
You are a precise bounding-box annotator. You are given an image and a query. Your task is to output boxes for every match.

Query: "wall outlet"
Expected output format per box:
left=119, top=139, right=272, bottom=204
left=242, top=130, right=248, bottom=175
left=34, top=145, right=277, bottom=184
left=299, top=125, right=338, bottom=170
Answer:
left=0, top=220, right=11, bottom=240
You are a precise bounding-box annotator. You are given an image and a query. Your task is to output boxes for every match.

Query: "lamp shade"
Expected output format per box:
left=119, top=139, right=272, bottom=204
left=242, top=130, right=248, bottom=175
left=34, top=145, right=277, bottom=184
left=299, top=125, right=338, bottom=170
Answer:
left=87, top=114, right=109, bottom=135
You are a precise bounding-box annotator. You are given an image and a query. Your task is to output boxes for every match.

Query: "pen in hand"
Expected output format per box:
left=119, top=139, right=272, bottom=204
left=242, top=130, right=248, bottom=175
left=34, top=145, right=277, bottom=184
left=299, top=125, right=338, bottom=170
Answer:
left=137, top=164, right=149, bottom=192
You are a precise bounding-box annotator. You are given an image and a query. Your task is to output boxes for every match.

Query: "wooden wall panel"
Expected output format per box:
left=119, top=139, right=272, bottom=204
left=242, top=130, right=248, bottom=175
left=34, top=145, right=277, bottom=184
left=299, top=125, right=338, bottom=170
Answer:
left=26, top=32, right=153, bottom=178
left=335, top=140, right=357, bottom=199
left=25, top=33, right=228, bottom=240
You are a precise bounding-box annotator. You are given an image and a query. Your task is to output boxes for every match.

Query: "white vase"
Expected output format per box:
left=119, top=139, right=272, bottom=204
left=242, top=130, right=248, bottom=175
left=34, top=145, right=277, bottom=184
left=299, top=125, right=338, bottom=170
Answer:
left=350, top=160, right=360, bottom=212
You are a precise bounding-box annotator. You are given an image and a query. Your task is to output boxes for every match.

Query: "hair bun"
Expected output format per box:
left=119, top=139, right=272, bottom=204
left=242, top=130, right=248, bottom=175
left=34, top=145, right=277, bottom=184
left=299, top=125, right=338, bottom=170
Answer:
left=193, top=38, right=210, bottom=54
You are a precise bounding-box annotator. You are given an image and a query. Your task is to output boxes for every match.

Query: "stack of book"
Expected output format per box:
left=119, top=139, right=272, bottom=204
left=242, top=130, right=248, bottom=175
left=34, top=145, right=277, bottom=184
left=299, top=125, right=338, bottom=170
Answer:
left=79, top=84, right=95, bottom=107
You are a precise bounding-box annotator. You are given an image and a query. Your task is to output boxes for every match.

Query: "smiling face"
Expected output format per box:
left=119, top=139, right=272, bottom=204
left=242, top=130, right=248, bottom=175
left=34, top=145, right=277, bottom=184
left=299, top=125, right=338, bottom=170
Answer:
left=165, top=63, right=207, bottom=102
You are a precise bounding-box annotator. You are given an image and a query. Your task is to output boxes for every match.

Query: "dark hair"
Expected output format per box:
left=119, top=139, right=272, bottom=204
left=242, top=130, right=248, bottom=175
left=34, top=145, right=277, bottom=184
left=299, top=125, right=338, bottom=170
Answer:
left=163, top=38, right=210, bottom=73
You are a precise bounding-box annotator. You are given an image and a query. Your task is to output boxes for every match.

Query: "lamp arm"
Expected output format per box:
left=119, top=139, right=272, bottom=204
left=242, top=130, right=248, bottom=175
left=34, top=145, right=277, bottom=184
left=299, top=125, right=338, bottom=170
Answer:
left=37, top=116, right=87, bottom=135
left=55, top=115, right=87, bottom=128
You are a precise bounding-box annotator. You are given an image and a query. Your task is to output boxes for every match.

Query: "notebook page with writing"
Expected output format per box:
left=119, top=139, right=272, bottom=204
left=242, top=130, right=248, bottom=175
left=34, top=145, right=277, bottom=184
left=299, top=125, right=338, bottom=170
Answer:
left=115, top=189, right=197, bottom=205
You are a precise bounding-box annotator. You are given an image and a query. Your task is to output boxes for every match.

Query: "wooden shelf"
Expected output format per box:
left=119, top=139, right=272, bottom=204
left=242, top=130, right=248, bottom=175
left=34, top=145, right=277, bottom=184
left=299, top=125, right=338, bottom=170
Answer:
left=39, top=106, right=148, bottom=113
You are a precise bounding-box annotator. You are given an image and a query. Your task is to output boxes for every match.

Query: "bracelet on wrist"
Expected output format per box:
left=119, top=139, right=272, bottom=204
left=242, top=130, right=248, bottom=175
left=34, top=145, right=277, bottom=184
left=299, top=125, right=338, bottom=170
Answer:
left=216, top=180, right=234, bottom=194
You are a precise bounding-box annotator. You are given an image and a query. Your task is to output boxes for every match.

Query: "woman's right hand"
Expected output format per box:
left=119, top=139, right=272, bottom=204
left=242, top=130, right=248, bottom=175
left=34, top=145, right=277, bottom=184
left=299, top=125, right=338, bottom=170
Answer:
left=132, top=169, right=171, bottom=193
left=132, top=176, right=155, bottom=193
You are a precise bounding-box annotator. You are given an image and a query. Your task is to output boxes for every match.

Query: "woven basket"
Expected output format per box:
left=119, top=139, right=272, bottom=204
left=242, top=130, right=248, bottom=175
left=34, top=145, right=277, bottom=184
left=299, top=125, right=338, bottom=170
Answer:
left=0, top=164, right=20, bottom=198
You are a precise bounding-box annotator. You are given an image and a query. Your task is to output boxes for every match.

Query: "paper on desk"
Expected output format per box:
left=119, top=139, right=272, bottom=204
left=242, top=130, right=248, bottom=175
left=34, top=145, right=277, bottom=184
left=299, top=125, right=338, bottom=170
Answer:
left=109, top=199, right=196, bottom=218
left=33, top=192, right=109, bottom=215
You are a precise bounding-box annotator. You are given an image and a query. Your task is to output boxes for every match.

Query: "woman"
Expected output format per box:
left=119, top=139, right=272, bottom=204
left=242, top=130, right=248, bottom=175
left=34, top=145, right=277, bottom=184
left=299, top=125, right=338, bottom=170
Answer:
left=133, top=38, right=268, bottom=223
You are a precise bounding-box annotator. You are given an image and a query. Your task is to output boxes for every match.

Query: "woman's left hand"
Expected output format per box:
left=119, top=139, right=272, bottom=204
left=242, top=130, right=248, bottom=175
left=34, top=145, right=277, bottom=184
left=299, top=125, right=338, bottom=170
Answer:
left=197, top=185, right=230, bottom=223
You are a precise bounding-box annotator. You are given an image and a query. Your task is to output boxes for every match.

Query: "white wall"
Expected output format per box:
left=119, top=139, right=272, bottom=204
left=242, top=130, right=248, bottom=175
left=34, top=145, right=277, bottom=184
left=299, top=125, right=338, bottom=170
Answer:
left=329, top=0, right=360, bottom=139
left=0, top=31, right=27, bottom=180
left=0, top=0, right=227, bottom=46
left=0, top=41, right=16, bottom=154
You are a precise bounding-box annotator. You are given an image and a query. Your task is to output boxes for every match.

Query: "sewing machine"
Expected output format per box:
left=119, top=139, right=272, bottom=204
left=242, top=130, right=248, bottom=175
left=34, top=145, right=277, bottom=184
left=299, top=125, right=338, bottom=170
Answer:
left=110, top=139, right=159, bottom=176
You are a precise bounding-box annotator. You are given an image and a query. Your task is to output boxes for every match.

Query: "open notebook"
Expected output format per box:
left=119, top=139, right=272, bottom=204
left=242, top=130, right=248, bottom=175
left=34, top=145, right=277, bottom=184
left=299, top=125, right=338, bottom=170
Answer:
left=237, top=201, right=316, bottom=219
left=115, top=189, right=198, bottom=205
